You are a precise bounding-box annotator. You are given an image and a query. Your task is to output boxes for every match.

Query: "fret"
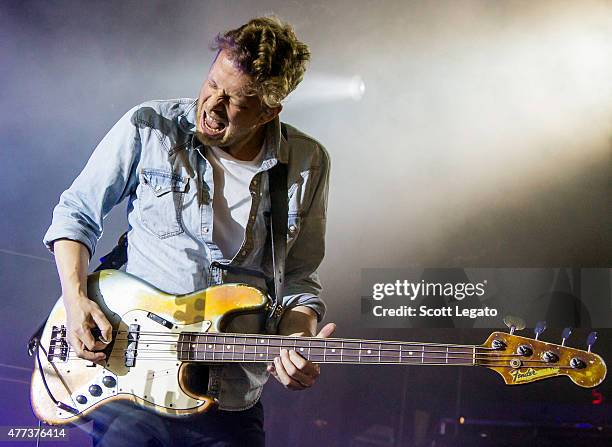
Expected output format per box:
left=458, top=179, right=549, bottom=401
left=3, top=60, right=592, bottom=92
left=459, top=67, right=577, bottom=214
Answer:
left=361, top=342, right=380, bottom=363
left=254, top=337, right=268, bottom=361
left=308, top=339, right=312, bottom=361
left=195, top=334, right=202, bottom=361
left=268, top=338, right=280, bottom=358
left=423, top=345, right=443, bottom=364
left=203, top=335, right=213, bottom=361
left=177, top=334, right=183, bottom=361
left=378, top=343, right=401, bottom=363
left=308, top=339, right=325, bottom=362
left=446, top=346, right=475, bottom=365
left=342, top=342, right=361, bottom=362
left=323, top=340, right=326, bottom=363
left=207, top=334, right=213, bottom=361
left=380, top=343, right=398, bottom=362
left=278, top=337, right=296, bottom=357
left=245, top=336, right=256, bottom=361
left=446, top=345, right=449, bottom=364
left=224, top=335, right=235, bottom=361
left=216, top=335, right=224, bottom=361
left=189, top=333, right=195, bottom=361
left=340, top=340, right=344, bottom=363
left=400, top=344, right=418, bottom=364
left=293, top=339, right=309, bottom=358
left=233, top=335, right=245, bottom=361
left=359, top=341, right=362, bottom=363
left=326, top=340, right=343, bottom=361
left=213, top=334, right=220, bottom=362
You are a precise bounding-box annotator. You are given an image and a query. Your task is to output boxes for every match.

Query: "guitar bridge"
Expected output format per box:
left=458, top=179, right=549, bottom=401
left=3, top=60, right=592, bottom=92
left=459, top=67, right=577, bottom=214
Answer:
left=48, top=325, right=68, bottom=362
left=124, top=324, right=140, bottom=367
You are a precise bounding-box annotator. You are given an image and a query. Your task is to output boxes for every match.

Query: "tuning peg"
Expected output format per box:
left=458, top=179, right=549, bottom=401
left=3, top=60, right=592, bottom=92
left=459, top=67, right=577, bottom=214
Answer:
left=503, top=315, right=526, bottom=335
left=534, top=321, right=546, bottom=340
left=561, top=327, right=573, bottom=346
left=587, top=331, right=598, bottom=352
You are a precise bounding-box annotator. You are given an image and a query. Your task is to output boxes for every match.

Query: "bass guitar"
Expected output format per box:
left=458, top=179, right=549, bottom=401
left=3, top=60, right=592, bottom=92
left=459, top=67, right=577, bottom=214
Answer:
left=31, top=270, right=607, bottom=425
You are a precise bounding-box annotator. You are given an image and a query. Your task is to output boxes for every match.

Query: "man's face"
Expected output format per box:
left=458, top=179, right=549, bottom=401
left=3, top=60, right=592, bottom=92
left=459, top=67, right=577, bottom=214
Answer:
left=195, top=50, right=273, bottom=152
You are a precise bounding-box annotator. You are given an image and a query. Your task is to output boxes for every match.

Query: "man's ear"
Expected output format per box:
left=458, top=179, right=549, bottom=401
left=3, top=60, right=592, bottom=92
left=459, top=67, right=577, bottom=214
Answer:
left=259, top=105, right=283, bottom=125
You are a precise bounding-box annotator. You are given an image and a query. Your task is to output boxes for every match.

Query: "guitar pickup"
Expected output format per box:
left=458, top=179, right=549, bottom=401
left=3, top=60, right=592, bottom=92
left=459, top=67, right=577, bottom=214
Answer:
left=124, top=324, right=140, bottom=367
left=147, top=312, right=174, bottom=329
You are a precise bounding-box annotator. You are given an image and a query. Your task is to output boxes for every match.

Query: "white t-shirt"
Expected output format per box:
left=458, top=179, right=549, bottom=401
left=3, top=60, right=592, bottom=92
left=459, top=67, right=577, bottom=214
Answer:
left=206, top=145, right=265, bottom=259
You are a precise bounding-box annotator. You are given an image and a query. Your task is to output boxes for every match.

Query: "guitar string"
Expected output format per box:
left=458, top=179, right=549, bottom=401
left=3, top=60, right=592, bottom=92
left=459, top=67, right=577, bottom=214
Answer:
left=54, top=341, right=525, bottom=359
left=50, top=335, right=580, bottom=359
left=88, top=330, right=494, bottom=350
left=42, top=356, right=578, bottom=369
left=46, top=331, right=588, bottom=367
left=56, top=351, right=500, bottom=360
left=50, top=336, right=580, bottom=361
left=50, top=347, right=572, bottom=367
left=55, top=356, right=574, bottom=368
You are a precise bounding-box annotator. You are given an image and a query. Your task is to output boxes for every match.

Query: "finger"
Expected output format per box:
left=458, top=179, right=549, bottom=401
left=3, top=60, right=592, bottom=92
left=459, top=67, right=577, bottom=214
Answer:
left=273, top=356, right=304, bottom=390
left=316, top=322, right=336, bottom=339
left=267, top=364, right=279, bottom=380
left=288, top=350, right=318, bottom=378
left=93, top=340, right=109, bottom=351
left=68, top=334, right=105, bottom=362
left=92, top=311, right=113, bottom=343
left=78, top=326, right=97, bottom=352
left=281, top=349, right=314, bottom=387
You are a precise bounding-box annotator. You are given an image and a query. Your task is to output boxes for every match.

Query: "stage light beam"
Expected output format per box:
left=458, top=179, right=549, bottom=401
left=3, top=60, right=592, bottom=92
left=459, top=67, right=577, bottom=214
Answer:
left=285, top=73, right=366, bottom=106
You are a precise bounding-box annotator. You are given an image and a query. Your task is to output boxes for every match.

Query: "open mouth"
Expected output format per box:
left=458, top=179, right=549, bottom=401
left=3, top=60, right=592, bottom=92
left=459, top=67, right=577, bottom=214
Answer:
left=201, top=112, right=227, bottom=136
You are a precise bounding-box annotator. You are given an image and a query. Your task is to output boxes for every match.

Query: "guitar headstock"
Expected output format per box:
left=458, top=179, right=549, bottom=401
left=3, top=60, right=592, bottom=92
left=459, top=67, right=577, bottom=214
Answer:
left=479, top=327, right=606, bottom=388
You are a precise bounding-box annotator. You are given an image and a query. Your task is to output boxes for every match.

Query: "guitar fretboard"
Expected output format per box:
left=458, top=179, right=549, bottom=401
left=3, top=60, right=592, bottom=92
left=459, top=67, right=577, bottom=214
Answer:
left=176, top=333, right=476, bottom=365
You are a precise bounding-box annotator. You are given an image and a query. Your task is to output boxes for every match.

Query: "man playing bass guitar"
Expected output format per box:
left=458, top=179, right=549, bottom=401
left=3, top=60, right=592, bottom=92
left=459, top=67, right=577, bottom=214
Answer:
left=43, top=16, right=334, bottom=447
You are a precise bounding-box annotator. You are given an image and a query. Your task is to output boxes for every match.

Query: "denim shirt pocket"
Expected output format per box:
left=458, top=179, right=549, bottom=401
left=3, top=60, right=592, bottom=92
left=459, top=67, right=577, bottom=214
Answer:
left=138, top=168, right=189, bottom=239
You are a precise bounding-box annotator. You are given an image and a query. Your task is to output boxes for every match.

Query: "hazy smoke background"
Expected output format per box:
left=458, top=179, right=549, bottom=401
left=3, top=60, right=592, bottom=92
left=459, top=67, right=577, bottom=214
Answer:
left=1, top=1, right=610, bottom=445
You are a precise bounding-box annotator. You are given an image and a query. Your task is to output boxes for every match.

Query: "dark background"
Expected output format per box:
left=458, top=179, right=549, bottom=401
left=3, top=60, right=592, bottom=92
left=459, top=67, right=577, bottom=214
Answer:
left=1, top=1, right=610, bottom=445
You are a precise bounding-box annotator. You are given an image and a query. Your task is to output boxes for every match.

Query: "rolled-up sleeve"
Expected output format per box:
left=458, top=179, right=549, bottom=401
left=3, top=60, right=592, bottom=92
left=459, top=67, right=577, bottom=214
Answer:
left=43, top=106, right=142, bottom=258
left=282, top=145, right=330, bottom=321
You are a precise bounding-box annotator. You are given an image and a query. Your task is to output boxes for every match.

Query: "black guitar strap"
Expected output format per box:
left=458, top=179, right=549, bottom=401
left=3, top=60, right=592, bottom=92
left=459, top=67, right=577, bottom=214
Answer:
left=265, top=161, right=288, bottom=334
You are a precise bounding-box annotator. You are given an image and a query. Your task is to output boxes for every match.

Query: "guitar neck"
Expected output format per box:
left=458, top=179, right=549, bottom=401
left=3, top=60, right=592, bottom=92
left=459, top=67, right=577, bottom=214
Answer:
left=177, top=333, right=478, bottom=366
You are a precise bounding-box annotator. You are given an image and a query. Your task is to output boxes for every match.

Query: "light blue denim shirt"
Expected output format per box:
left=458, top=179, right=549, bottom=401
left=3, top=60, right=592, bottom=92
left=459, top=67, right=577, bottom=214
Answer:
left=43, top=98, right=330, bottom=410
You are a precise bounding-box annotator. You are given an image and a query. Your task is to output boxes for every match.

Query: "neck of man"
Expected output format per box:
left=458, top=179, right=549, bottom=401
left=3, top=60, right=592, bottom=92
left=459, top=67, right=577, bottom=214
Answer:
left=222, top=125, right=267, bottom=161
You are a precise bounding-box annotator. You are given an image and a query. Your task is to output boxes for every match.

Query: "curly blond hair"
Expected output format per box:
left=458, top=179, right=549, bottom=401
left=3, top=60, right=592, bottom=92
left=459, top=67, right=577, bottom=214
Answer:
left=213, top=16, right=310, bottom=108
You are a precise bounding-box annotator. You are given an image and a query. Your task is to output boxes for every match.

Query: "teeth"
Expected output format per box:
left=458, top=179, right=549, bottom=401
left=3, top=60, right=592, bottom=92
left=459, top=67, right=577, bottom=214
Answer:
left=204, top=114, right=225, bottom=134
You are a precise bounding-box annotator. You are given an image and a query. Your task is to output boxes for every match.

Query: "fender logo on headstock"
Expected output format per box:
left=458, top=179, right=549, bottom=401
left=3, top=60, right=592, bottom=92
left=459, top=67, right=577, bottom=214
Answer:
left=509, top=367, right=559, bottom=383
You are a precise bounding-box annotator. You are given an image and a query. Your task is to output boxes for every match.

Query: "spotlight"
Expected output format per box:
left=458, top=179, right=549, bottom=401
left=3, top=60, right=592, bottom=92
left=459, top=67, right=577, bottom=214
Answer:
left=286, top=73, right=366, bottom=106
left=350, top=76, right=366, bottom=101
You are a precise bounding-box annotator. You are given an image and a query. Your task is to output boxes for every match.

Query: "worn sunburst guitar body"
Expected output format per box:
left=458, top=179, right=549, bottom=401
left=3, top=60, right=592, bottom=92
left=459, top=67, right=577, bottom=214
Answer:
left=31, top=270, right=607, bottom=426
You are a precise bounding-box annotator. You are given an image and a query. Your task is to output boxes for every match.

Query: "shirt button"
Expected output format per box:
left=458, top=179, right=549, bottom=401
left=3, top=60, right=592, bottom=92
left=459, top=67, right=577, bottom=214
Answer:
left=203, top=227, right=209, bottom=234
left=289, top=224, right=297, bottom=234
left=241, top=250, right=247, bottom=256
left=155, top=185, right=162, bottom=192
left=252, top=179, right=258, bottom=186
